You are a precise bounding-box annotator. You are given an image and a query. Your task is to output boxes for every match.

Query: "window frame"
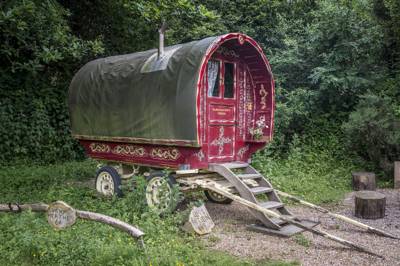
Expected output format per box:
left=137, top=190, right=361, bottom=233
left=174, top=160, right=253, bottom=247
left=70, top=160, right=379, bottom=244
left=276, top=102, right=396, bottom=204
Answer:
left=206, top=59, right=236, bottom=100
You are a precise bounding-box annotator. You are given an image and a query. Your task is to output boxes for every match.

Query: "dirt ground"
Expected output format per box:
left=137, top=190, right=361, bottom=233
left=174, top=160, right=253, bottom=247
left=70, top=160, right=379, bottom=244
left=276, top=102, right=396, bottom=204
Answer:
left=203, top=189, right=400, bottom=266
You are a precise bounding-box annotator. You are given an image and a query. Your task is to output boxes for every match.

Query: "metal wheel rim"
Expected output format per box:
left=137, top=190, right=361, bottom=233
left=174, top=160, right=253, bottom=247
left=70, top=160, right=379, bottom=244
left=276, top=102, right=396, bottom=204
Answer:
left=146, top=176, right=172, bottom=213
left=96, top=171, right=115, bottom=196
left=208, top=190, right=229, bottom=202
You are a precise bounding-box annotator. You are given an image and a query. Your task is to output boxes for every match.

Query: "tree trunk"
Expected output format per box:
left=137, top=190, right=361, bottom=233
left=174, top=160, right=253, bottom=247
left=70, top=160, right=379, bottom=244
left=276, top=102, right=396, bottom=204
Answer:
left=352, top=172, right=376, bottom=191
left=355, top=191, right=386, bottom=219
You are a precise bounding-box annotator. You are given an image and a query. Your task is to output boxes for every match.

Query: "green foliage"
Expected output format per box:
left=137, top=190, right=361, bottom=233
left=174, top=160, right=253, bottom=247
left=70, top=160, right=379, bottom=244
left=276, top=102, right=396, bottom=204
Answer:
left=253, top=133, right=356, bottom=204
left=342, top=90, right=400, bottom=177
left=0, top=0, right=103, bottom=163
left=0, top=161, right=294, bottom=266
left=1, top=0, right=399, bottom=174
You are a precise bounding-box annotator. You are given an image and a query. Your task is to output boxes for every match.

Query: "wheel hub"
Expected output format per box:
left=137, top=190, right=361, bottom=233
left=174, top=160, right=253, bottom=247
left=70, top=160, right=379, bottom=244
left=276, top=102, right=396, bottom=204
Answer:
left=96, top=172, right=115, bottom=196
left=146, top=176, right=172, bottom=213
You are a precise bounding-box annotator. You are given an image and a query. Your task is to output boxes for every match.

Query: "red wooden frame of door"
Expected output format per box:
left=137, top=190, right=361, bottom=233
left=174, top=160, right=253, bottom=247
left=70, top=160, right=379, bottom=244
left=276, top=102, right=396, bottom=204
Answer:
left=206, top=53, right=238, bottom=163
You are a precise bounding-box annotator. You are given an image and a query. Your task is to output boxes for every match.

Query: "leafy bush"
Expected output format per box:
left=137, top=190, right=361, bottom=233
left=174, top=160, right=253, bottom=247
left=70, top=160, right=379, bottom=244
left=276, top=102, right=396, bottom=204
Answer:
left=342, top=91, right=400, bottom=177
left=253, top=133, right=357, bottom=204
left=0, top=0, right=103, bottom=163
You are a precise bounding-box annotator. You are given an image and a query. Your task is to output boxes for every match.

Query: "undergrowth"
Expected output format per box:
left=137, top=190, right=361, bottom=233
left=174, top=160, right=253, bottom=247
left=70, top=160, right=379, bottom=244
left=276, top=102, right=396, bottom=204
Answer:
left=0, top=160, right=296, bottom=266
left=253, top=133, right=363, bottom=204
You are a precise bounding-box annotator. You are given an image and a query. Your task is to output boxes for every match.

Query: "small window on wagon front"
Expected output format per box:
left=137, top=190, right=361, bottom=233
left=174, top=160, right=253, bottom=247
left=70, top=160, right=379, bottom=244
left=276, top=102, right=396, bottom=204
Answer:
left=224, top=62, right=234, bottom=98
left=207, top=60, right=220, bottom=97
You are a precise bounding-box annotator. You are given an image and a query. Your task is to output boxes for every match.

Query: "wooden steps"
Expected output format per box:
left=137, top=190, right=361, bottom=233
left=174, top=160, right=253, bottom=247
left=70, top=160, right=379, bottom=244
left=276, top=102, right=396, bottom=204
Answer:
left=237, top=173, right=262, bottom=179
left=249, top=186, right=273, bottom=195
left=259, top=201, right=284, bottom=209
left=208, top=162, right=315, bottom=236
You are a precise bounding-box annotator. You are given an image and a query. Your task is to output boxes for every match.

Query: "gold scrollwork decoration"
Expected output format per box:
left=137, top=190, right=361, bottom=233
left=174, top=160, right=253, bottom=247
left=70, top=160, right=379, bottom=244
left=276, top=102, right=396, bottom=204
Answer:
left=237, top=145, right=249, bottom=160
left=259, top=84, right=268, bottom=109
left=150, top=148, right=181, bottom=161
left=112, top=145, right=147, bottom=157
left=89, top=143, right=111, bottom=153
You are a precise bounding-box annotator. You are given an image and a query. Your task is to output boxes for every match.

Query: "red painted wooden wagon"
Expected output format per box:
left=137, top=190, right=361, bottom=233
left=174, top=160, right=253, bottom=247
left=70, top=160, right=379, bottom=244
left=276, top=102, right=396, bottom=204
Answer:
left=69, top=33, right=314, bottom=235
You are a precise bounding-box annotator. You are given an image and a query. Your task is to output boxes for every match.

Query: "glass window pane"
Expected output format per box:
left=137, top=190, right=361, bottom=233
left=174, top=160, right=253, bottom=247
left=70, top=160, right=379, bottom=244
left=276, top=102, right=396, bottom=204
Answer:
left=207, top=60, right=220, bottom=97
left=224, top=62, right=234, bottom=98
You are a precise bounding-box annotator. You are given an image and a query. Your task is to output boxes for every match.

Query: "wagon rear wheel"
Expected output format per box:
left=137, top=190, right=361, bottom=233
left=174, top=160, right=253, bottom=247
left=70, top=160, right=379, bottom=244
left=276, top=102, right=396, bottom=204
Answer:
left=145, top=172, right=177, bottom=214
left=204, top=190, right=233, bottom=204
left=95, top=166, right=123, bottom=197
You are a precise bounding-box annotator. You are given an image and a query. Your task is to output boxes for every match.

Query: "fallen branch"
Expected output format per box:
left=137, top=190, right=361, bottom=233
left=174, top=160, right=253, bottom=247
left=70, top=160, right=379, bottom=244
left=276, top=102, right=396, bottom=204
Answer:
left=276, top=190, right=399, bottom=240
left=186, top=179, right=384, bottom=259
left=0, top=202, right=144, bottom=240
left=76, top=210, right=144, bottom=238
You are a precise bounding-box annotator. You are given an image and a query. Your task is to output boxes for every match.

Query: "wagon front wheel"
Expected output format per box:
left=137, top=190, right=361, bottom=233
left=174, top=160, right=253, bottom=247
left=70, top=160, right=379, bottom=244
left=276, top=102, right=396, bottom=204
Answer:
left=95, top=166, right=123, bottom=197
left=145, top=172, right=177, bottom=214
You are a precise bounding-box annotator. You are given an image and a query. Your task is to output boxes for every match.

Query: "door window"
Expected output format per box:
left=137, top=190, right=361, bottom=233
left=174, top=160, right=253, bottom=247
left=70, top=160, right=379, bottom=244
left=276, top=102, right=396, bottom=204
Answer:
left=223, top=62, right=234, bottom=98
left=207, top=60, right=220, bottom=97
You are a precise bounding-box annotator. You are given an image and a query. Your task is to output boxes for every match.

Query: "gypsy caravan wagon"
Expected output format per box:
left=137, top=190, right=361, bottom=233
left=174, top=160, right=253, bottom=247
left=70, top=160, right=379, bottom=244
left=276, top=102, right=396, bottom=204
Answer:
left=69, top=33, right=315, bottom=235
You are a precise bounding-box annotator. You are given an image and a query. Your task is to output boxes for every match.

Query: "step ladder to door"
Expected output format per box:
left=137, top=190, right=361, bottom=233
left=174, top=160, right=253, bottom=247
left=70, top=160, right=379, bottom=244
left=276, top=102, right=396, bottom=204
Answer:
left=208, top=162, right=318, bottom=236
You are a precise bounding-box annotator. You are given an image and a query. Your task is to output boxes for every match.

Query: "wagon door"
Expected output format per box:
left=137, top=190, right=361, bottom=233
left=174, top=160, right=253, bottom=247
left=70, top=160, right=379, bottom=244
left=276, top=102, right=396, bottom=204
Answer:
left=206, top=59, right=237, bottom=162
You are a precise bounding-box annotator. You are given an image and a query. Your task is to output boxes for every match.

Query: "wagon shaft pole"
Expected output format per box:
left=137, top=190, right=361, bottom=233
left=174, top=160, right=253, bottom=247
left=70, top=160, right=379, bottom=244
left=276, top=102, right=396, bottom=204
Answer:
left=189, top=180, right=384, bottom=259
left=276, top=190, right=399, bottom=240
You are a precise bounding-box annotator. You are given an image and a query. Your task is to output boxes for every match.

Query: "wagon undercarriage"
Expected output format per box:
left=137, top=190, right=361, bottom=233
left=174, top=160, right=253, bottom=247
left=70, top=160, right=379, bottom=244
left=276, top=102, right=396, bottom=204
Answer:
left=96, top=162, right=318, bottom=237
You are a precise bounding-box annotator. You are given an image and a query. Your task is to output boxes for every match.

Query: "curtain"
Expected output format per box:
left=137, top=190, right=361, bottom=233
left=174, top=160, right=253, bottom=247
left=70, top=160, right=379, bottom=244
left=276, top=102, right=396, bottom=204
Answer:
left=207, top=60, right=219, bottom=96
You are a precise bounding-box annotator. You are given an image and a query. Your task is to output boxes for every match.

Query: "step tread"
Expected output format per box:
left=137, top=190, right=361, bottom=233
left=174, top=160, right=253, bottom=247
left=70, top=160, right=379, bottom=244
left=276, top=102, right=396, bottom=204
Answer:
left=259, top=201, right=284, bottom=209
left=222, top=162, right=249, bottom=169
left=237, top=173, right=262, bottom=179
left=270, top=217, right=287, bottom=226
left=249, top=186, right=273, bottom=194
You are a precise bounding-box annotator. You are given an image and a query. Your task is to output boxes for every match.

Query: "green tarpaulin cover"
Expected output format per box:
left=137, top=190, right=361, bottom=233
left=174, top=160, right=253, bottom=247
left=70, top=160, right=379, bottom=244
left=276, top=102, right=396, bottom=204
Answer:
left=69, top=36, right=220, bottom=146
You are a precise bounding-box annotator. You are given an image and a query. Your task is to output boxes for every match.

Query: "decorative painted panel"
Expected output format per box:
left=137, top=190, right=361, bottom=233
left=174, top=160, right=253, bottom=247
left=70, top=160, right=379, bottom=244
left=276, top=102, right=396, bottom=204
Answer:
left=209, top=125, right=234, bottom=159
left=209, top=104, right=235, bottom=122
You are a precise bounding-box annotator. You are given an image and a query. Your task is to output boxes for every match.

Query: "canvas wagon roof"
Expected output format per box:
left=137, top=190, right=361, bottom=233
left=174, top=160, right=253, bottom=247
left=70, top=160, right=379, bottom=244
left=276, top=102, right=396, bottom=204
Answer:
left=69, top=35, right=222, bottom=146
left=69, top=33, right=271, bottom=147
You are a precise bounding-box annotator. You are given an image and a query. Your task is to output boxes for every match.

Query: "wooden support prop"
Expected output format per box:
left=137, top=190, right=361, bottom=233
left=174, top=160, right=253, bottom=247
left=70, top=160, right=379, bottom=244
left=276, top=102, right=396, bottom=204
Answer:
left=185, top=180, right=384, bottom=259
left=0, top=202, right=144, bottom=239
left=275, top=190, right=399, bottom=240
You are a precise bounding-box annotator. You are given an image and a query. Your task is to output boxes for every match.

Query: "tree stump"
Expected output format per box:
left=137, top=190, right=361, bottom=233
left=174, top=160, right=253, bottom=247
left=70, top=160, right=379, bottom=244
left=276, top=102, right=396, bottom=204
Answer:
left=394, top=161, right=400, bottom=189
left=354, top=191, right=386, bottom=219
left=352, top=172, right=376, bottom=191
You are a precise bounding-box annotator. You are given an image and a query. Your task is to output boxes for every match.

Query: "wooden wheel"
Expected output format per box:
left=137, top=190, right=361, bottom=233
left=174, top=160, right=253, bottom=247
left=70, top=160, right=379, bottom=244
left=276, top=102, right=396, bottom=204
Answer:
left=145, top=172, right=177, bottom=214
left=204, top=190, right=233, bottom=204
left=95, top=166, right=122, bottom=197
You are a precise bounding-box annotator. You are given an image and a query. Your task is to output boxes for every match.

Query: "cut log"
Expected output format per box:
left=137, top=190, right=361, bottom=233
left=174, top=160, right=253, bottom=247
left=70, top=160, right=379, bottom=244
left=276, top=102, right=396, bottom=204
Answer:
left=352, top=172, right=376, bottom=191
left=394, top=161, right=400, bottom=189
left=355, top=191, right=386, bottom=219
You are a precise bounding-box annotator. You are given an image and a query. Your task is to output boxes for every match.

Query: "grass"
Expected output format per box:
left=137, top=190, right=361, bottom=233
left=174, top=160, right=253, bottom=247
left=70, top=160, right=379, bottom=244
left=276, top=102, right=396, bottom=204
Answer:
left=0, top=160, right=296, bottom=266
left=253, top=134, right=358, bottom=204
left=293, top=234, right=311, bottom=248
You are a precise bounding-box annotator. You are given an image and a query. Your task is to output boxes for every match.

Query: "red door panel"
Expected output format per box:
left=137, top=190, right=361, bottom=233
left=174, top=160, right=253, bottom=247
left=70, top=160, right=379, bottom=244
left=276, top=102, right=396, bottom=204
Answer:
left=208, top=125, right=234, bottom=159
left=206, top=59, right=237, bottom=162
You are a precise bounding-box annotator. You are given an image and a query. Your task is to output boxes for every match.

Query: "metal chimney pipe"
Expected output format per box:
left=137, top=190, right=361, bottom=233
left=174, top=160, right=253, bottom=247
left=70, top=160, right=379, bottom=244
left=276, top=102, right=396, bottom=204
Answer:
left=158, top=21, right=167, bottom=59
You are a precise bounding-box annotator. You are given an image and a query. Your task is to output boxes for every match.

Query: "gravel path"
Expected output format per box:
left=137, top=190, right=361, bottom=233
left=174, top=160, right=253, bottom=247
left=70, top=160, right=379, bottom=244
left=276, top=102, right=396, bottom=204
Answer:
left=203, top=189, right=400, bottom=265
